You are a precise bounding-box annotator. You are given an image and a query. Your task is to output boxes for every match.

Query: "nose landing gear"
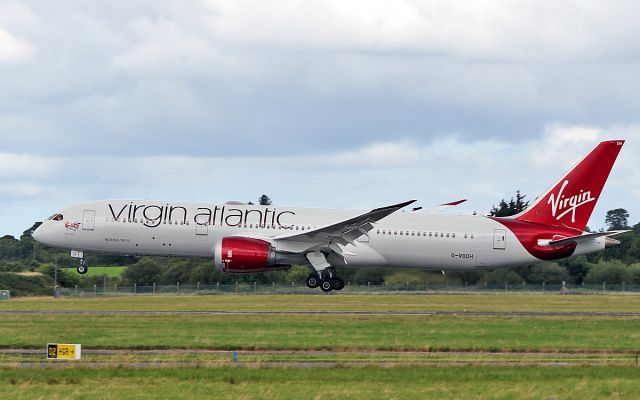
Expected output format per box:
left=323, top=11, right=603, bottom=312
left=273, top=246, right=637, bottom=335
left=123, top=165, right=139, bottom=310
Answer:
left=76, top=259, right=88, bottom=274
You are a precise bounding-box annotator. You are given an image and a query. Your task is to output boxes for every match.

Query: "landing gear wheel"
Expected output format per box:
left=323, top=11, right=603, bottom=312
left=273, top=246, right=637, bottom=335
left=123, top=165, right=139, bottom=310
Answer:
left=306, top=273, right=320, bottom=289
left=320, top=279, right=333, bottom=292
left=331, top=277, right=345, bottom=291
left=77, top=264, right=88, bottom=274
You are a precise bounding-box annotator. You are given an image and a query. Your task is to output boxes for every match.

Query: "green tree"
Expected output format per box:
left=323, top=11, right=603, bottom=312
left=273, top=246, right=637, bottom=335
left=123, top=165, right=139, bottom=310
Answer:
left=560, top=256, right=592, bottom=283
left=0, top=261, right=25, bottom=272
left=283, top=265, right=310, bottom=284
left=523, top=263, right=569, bottom=284
left=37, top=264, right=81, bottom=287
left=259, top=195, right=272, bottom=205
left=0, top=236, right=23, bottom=260
left=122, top=258, right=163, bottom=285
left=584, top=260, right=632, bottom=284
left=605, top=208, right=630, bottom=230
left=489, top=191, right=528, bottom=217
left=477, top=269, right=523, bottom=285
left=18, top=223, right=40, bottom=264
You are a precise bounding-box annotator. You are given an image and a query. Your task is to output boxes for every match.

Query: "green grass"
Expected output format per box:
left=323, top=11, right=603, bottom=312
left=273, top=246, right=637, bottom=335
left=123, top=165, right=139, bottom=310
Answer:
left=6, top=293, right=640, bottom=312
left=72, top=266, right=127, bottom=278
left=2, top=313, right=640, bottom=352
left=3, top=294, right=640, bottom=398
left=2, top=295, right=640, bottom=352
left=2, top=366, right=640, bottom=399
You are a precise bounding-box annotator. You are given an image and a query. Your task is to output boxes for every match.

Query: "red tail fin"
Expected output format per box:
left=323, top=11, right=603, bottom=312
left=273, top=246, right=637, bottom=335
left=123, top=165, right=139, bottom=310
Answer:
left=514, top=140, right=624, bottom=231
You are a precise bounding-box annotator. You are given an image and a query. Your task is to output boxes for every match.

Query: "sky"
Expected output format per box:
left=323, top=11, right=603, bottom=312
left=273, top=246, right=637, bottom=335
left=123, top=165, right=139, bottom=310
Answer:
left=1, top=0, right=640, bottom=237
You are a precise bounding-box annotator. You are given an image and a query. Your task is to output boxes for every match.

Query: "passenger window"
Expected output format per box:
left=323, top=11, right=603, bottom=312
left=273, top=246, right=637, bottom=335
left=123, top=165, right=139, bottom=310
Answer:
left=446, top=233, right=449, bottom=238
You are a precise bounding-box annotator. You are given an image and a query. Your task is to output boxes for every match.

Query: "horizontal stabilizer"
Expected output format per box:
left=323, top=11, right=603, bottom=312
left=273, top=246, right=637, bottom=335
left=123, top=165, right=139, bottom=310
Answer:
left=547, top=230, right=631, bottom=247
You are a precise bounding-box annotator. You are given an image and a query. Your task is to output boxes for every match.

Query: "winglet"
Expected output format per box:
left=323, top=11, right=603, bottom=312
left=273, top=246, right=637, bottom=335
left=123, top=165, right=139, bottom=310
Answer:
left=438, top=199, right=467, bottom=206
left=371, top=199, right=417, bottom=213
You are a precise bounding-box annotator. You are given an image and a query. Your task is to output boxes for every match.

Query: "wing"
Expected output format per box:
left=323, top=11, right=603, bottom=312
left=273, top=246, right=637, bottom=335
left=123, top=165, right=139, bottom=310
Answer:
left=273, top=200, right=416, bottom=248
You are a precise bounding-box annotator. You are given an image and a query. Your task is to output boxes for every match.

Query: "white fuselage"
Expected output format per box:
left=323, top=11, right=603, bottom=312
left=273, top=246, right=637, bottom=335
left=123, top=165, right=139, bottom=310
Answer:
left=34, top=200, right=604, bottom=271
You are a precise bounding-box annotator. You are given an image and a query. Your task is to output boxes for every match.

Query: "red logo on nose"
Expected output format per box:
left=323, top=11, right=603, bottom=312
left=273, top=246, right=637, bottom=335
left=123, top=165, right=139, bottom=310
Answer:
left=64, top=222, right=80, bottom=231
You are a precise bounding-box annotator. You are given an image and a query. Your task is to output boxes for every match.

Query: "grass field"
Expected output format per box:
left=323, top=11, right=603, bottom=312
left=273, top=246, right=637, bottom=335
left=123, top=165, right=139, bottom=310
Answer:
left=2, top=295, right=640, bottom=352
left=74, top=266, right=127, bottom=278
left=6, top=293, right=640, bottom=312
left=2, top=366, right=640, bottom=399
left=3, top=313, right=640, bottom=352
left=3, top=294, right=640, bottom=398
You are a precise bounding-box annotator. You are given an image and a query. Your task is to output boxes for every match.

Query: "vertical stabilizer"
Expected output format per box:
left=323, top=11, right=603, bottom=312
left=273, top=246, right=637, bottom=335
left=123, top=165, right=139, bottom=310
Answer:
left=513, top=140, right=624, bottom=231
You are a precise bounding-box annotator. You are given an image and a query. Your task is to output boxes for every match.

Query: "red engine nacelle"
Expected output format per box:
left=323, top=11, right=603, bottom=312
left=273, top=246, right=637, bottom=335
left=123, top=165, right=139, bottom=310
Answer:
left=214, top=237, right=288, bottom=273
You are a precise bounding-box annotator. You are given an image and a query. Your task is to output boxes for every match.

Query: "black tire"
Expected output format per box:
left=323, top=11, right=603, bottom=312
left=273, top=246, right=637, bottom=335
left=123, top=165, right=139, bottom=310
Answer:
left=77, top=265, right=88, bottom=274
left=320, top=279, right=333, bottom=292
left=306, top=273, right=320, bottom=289
left=331, top=277, right=345, bottom=291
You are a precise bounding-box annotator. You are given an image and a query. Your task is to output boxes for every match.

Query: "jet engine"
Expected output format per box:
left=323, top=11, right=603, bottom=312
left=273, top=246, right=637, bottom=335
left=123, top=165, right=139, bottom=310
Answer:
left=214, top=237, right=292, bottom=273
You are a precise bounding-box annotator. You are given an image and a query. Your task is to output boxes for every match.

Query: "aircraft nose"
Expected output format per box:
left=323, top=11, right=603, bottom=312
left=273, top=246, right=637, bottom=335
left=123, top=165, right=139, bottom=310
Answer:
left=32, top=224, right=46, bottom=244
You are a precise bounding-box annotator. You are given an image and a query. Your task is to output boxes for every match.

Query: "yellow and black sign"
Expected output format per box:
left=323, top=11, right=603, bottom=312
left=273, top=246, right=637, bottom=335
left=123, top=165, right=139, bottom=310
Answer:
left=47, top=343, right=81, bottom=360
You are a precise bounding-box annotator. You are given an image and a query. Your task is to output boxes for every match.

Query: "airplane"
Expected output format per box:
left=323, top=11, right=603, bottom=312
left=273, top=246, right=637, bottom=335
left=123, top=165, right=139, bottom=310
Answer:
left=33, top=140, right=628, bottom=292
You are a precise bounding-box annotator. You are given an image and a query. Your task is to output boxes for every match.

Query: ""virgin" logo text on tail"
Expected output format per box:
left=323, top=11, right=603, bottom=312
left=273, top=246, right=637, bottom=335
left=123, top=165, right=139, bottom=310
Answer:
left=547, top=180, right=596, bottom=223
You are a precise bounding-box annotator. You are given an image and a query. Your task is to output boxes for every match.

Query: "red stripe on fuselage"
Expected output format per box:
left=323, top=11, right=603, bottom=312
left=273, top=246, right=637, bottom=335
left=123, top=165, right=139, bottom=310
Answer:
left=489, top=217, right=578, bottom=261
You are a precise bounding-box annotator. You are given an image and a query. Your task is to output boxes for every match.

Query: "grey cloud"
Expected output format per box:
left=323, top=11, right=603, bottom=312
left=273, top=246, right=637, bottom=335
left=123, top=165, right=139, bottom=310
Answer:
left=1, top=1, right=640, bottom=235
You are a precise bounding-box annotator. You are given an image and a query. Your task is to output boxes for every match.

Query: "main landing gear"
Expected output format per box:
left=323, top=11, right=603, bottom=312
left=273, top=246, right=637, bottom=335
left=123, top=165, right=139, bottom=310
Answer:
left=76, top=259, right=88, bottom=274
left=306, top=268, right=345, bottom=292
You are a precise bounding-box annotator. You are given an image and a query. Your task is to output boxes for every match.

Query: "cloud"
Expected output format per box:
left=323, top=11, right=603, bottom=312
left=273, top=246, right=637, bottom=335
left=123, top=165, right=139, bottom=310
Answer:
left=0, top=27, right=32, bottom=62
left=204, top=0, right=640, bottom=62
left=0, top=1, right=639, bottom=158
left=0, top=152, right=59, bottom=178
left=3, top=124, right=637, bottom=223
left=1, top=2, right=640, bottom=235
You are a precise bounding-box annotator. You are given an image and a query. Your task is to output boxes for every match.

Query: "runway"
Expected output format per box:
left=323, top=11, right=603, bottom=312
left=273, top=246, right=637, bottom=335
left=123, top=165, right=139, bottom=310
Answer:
left=1, top=310, right=640, bottom=317
left=2, top=348, right=639, bottom=368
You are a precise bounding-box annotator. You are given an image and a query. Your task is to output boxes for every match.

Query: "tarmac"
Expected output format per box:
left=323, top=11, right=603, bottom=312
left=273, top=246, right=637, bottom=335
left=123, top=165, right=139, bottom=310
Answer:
left=2, top=348, right=639, bottom=368
left=2, top=310, right=640, bottom=317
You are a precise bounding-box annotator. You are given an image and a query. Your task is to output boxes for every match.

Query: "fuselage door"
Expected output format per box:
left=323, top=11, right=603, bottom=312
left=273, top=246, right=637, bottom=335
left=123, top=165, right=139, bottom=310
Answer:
left=493, top=229, right=506, bottom=250
left=82, top=210, right=96, bottom=231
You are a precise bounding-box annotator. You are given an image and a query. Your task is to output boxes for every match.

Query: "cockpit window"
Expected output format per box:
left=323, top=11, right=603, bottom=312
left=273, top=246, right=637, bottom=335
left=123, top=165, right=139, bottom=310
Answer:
left=48, top=214, right=63, bottom=221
